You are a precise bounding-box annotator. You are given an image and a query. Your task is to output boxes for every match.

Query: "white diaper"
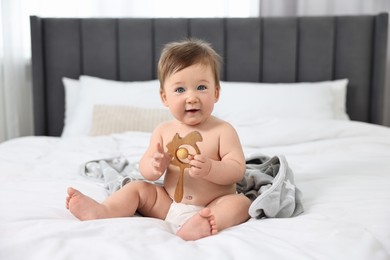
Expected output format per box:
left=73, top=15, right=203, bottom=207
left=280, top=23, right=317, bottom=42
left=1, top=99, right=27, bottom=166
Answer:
left=165, top=202, right=204, bottom=227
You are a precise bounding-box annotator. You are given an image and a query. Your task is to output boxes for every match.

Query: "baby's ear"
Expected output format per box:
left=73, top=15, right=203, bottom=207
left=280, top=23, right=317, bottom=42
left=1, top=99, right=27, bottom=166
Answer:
left=160, top=90, right=169, bottom=107
left=214, top=86, right=220, bottom=102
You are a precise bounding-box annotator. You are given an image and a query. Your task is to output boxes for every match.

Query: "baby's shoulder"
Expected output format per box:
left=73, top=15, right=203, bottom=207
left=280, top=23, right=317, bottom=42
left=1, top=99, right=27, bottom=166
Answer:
left=153, top=119, right=177, bottom=133
left=209, top=116, right=235, bottom=130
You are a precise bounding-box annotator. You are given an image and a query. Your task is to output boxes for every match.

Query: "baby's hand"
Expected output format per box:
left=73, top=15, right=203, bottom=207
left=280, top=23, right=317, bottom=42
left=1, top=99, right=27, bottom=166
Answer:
left=151, top=143, right=171, bottom=177
left=188, top=154, right=211, bottom=178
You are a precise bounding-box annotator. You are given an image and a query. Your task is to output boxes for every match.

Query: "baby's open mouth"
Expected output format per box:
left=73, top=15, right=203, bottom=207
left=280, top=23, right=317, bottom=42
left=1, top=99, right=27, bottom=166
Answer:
left=186, top=109, right=199, bottom=113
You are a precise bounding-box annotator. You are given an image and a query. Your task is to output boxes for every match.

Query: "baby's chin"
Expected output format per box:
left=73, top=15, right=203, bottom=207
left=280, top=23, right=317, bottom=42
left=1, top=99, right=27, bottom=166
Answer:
left=173, top=111, right=213, bottom=126
left=182, top=117, right=205, bottom=126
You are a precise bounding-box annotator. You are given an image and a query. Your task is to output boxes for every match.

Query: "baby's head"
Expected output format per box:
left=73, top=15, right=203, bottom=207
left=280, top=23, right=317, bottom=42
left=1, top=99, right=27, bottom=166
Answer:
left=158, top=38, right=221, bottom=91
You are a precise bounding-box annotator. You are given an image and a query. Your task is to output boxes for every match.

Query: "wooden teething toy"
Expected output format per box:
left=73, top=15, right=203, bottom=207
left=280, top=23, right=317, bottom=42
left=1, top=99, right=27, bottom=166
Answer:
left=166, top=131, right=203, bottom=202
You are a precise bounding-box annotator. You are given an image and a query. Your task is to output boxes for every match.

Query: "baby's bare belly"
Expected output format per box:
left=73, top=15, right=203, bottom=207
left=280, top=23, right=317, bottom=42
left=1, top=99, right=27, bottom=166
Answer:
left=164, top=171, right=236, bottom=206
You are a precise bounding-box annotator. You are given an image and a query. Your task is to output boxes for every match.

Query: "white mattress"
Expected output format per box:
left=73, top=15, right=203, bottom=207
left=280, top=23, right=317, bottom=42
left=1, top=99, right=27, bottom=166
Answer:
left=1, top=119, right=390, bottom=260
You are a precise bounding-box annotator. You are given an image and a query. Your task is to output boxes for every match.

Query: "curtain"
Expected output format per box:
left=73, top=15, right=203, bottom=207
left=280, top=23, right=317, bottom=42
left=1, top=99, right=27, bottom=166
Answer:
left=259, top=0, right=390, bottom=126
left=0, top=0, right=33, bottom=142
left=260, top=0, right=390, bottom=17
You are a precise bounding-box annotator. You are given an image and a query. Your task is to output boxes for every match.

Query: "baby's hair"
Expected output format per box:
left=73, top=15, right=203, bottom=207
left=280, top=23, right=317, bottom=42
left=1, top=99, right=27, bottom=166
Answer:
left=157, top=38, right=221, bottom=90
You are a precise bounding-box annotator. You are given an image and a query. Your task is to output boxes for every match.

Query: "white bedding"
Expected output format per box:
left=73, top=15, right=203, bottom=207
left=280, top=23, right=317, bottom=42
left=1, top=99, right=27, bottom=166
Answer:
left=1, top=119, right=390, bottom=260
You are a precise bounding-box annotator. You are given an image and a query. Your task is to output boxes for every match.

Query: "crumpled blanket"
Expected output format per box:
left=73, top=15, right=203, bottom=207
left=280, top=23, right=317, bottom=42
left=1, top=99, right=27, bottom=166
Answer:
left=237, top=153, right=304, bottom=219
left=81, top=153, right=303, bottom=219
left=81, top=156, right=163, bottom=193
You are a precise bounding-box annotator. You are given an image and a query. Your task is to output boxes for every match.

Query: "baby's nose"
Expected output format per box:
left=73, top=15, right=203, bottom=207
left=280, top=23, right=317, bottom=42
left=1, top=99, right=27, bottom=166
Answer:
left=186, top=94, right=198, bottom=103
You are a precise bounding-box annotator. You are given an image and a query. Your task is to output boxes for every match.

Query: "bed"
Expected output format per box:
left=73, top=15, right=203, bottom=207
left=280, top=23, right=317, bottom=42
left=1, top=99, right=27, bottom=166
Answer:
left=0, top=13, right=389, bottom=259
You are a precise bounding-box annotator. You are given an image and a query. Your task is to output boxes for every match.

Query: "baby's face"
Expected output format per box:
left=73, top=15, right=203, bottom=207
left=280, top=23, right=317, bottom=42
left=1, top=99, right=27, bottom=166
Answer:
left=160, top=64, right=219, bottom=126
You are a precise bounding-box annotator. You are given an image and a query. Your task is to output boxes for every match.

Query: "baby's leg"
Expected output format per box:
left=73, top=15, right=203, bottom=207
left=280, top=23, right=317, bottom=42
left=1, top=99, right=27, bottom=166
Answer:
left=176, top=194, right=250, bottom=240
left=176, top=207, right=217, bottom=241
left=66, top=180, right=171, bottom=221
left=66, top=187, right=109, bottom=220
left=208, top=193, right=251, bottom=231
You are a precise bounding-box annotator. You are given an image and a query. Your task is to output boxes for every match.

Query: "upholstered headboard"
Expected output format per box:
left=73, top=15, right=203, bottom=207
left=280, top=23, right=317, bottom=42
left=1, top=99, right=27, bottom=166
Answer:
left=30, top=13, right=388, bottom=136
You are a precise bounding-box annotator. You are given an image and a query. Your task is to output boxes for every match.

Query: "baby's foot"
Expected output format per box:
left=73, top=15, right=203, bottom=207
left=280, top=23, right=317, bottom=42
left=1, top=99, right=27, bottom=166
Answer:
left=66, top=187, right=107, bottom=220
left=176, top=207, right=218, bottom=241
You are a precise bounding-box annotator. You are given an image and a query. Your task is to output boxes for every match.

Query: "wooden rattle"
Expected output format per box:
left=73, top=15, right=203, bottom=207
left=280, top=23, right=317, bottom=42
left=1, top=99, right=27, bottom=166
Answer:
left=166, top=131, right=203, bottom=202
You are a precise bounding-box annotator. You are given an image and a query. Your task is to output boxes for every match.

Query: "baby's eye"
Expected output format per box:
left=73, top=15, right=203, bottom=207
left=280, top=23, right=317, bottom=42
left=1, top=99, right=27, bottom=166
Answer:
left=175, top=87, right=185, bottom=93
left=197, top=85, right=207, bottom=91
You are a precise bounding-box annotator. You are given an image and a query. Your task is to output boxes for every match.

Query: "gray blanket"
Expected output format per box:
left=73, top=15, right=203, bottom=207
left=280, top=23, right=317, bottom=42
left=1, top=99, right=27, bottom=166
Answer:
left=238, top=154, right=304, bottom=219
left=81, top=154, right=303, bottom=219
left=81, top=156, right=163, bottom=193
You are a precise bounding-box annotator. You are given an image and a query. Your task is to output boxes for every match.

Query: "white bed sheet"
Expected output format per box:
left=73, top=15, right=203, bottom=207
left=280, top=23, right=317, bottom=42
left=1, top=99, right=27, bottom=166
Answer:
left=1, top=119, right=390, bottom=260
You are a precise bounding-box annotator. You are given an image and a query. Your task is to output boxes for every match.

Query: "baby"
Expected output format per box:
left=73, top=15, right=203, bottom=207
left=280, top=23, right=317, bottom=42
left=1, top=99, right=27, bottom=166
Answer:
left=66, top=38, right=251, bottom=241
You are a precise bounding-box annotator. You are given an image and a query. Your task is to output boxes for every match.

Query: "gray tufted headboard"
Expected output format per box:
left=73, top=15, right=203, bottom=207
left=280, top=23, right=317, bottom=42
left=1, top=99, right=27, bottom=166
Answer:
left=30, top=13, right=388, bottom=136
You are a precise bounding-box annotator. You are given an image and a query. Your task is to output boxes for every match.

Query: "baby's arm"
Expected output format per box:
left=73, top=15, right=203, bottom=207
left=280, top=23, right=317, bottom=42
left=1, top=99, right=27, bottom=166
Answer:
left=189, top=124, right=246, bottom=185
left=139, top=127, right=171, bottom=181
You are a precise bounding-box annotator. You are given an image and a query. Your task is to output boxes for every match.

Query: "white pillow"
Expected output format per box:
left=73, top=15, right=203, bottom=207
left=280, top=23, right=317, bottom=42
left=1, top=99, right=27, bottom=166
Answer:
left=328, top=79, right=349, bottom=120
left=62, top=76, right=348, bottom=137
left=62, top=77, right=81, bottom=128
left=62, top=76, right=164, bottom=137
left=214, top=79, right=349, bottom=127
left=89, top=105, right=173, bottom=136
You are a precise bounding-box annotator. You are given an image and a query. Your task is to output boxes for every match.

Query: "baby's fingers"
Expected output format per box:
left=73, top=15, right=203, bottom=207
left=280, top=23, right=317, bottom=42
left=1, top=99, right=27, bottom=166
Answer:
left=189, top=158, right=202, bottom=168
left=156, top=142, right=165, bottom=154
left=153, top=152, right=164, bottom=161
left=156, top=142, right=172, bottom=161
left=192, top=154, right=207, bottom=163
